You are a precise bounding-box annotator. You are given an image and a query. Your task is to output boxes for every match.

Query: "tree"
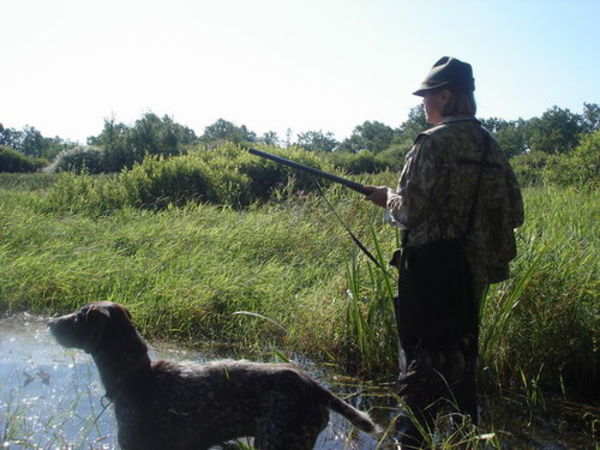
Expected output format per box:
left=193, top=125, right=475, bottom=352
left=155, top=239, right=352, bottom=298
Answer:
left=259, top=131, right=279, bottom=146
left=200, top=119, right=256, bottom=144
left=0, top=124, right=71, bottom=160
left=19, top=126, right=46, bottom=157
left=582, top=102, right=600, bottom=133
left=0, top=126, right=23, bottom=149
left=528, top=106, right=584, bottom=154
left=84, top=113, right=198, bottom=172
left=88, top=118, right=138, bottom=171
left=130, top=113, right=196, bottom=157
left=480, top=117, right=529, bottom=158
left=396, top=104, right=428, bottom=141
left=284, top=128, right=293, bottom=148
left=339, top=121, right=394, bottom=153
left=296, top=130, right=338, bottom=152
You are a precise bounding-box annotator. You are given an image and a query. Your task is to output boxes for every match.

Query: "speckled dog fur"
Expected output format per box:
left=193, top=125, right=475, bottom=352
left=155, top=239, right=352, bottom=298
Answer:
left=49, top=301, right=376, bottom=449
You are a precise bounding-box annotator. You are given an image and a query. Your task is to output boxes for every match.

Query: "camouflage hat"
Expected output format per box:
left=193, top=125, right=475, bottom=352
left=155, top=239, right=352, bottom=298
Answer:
left=413, top=56, right=475, bottom=96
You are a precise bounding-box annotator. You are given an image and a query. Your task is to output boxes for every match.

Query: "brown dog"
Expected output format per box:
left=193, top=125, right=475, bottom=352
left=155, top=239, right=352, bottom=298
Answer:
left=49, top=301, right=377, bottom=449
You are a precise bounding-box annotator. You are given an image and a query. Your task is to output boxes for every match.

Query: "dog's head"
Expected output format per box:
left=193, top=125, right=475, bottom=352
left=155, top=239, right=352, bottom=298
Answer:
left=49, top=302, right=136, bottom=354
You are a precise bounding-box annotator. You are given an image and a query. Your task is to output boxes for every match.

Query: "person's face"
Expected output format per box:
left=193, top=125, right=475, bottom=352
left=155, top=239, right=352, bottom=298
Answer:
left=422, top=89, right=450, bottom=124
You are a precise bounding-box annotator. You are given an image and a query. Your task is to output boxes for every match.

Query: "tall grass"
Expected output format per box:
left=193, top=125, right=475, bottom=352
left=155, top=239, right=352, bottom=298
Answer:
left=479, top=185, right=599, bottom=397
left=0, top=168, right=597, bottom=400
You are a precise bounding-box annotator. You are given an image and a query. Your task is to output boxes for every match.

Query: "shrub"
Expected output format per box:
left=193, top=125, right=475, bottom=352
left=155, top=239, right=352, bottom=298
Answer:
left=42, top=143, right=341, bottom=214
left=51, top=146, right=105, bottom=174
left=544, top=129, right=600, bottom=188
left=234, top=145, right=334, bottom=199
left=328, top=150, right=389, bottom=175
left=510, top=150, right=550, bottom=187
left=375, top=144, right=411, bottom=172
left=0, top=146, right=46, bottom=173
left=120, top=154, right=219, bottom=208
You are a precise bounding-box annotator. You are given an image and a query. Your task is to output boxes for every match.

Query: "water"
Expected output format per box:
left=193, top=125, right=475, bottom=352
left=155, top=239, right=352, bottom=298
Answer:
left=0, top=315, right=378, bottom=449
left=1, top=315, right=596, bottom=449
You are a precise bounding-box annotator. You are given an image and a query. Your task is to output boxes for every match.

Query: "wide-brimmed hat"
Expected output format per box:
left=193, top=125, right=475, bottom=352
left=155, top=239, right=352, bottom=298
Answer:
left=413, top=56, right=475, bottom=96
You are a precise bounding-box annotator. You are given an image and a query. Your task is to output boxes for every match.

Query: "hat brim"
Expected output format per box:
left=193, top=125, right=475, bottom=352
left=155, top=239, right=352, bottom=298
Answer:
left=412, top=80, right=450, bottom=97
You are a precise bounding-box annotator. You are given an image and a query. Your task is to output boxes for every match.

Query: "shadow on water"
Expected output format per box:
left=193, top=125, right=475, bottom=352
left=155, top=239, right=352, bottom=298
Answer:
left=1, top=315, right=597, bottom=449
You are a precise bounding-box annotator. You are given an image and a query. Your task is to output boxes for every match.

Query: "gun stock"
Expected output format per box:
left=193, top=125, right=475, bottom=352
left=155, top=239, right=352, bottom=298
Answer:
left=248, top=148, right=370, bottom=195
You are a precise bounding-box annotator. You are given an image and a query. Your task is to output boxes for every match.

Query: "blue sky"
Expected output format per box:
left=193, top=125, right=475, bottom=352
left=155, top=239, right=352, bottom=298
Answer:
left=2, top=0, right=599, bottom=143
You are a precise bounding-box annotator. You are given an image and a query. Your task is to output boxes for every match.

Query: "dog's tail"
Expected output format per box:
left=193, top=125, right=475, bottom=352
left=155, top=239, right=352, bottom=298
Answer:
left=316, top=385, right=378, bottom=433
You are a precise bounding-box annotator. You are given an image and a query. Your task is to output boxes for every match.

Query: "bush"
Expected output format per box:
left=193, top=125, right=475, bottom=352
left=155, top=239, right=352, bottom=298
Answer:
left=328, top=150, right=389, bottom=174
left=42, top=143, right=340, bottom=214
left=375, top=144, right=411, bottom=172
left=0, top=146, right=46, bottom=173
left=51, top=146, right=105, bottom=174
left=544, top=129, right=600, bottom=188
left=510, top=150, right=550, bottom=187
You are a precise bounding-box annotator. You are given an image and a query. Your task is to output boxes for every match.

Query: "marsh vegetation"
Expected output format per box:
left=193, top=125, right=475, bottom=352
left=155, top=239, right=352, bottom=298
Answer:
left=0, top=160, right=597, bottom=447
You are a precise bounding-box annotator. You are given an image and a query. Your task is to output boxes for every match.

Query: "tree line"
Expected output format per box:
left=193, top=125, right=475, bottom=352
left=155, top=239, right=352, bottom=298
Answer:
left=1, top=103, right=598, bottom=186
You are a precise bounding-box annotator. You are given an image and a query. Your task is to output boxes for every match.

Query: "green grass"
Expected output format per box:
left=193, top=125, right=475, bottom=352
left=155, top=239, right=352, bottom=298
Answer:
left=479, top=185, right=599, bottom=397
left=0, top=173, right=598, bottom=404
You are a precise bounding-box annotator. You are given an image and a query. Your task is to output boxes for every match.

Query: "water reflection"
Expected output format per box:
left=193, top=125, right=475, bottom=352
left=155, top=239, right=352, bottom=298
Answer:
left=0, top=316, right=379, bottom=449
left=2, top=315, right=596, bottom=449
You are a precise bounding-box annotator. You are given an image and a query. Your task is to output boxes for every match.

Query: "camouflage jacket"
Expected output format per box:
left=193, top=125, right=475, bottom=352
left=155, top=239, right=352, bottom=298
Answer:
left=386, top=117, right=524, bottom=283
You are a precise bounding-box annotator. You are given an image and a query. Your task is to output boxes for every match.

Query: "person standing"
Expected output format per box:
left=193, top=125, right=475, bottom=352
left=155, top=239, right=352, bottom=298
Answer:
left=364, top=56, right=524, bottom=446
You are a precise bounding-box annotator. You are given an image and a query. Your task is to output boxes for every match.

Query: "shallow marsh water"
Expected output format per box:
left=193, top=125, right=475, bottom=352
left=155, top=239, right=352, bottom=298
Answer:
left=1, top=315, right=596, bottom=449
left=0, top=315, right=378, bottom=449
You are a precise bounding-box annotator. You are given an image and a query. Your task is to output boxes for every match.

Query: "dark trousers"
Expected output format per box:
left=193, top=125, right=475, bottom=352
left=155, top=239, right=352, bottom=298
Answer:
left=392, top=241, right=483, bottom=444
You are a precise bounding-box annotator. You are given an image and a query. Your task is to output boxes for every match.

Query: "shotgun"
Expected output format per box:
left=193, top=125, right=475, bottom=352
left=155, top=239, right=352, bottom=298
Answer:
left=247, top=148, right=370, bottom=195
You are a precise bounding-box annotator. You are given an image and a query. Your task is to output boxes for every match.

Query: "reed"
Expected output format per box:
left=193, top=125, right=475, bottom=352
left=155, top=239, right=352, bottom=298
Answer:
left=0, top=173, right=597, bottom=401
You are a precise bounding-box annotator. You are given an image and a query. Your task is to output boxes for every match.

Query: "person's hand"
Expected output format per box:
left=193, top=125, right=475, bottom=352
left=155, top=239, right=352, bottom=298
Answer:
left=363, top=185, right=391, bottom=208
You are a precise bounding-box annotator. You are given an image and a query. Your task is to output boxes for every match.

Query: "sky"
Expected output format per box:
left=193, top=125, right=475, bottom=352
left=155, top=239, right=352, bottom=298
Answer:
left=2, top=0, right=599, bottom=144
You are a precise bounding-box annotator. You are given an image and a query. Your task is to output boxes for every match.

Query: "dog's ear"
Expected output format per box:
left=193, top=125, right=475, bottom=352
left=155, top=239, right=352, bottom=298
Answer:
left=120, top=304, right=133, bottom=320
left=83, top=304, right=111, bottom=353
left=87, top=304, right=111, bottom=319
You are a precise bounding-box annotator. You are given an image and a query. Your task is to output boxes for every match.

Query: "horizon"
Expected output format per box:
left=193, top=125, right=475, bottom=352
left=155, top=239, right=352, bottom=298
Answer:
left=3, top=0, right=599, bottom=144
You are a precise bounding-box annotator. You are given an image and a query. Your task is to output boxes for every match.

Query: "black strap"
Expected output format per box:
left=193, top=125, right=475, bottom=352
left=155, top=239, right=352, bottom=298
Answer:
left=464, top=130, right=492, bottom=242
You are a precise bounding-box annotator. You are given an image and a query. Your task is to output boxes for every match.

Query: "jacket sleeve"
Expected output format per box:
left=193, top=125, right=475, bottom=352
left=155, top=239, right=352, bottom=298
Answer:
left=385, top=135, right=439, bottom=229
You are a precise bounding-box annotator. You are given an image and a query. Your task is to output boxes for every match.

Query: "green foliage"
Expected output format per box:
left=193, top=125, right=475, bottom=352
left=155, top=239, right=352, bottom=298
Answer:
left=82, top=114, right=198, bottom=173
left=0, top=173, right=598, bottom=400
left=338, top=121, right=395, bottom=153
left=129, top=113, right=196, bottom=157
left=0, top=145, right=46, bottom=173
left=328, top=150, right=390, bottom=174
left=0, top=173, right=56, bottom=191
left=544, top=129, right=600, bottom=188
left=296, top=130, right=338, bottom=152
left=397, top=104, right=428, bottom=139
left=509, top=129, right=600, bottom=188
left=0, top=124, right=75, bottom=160
left=374, top=144, right=411, bottom=172
left=87, top=118, right=139, bottom=171
left=43, top=144, right=338, bottom=214
left=510, top=151, right=550, bottom=186
left=480, top=186, right=599, bottom=396
left=0, top=192, right=353, bottom=353
left=480, top=117, right=530, bottom=158
left=51, top=146, right=105, bottom=174
left=528, top=106, right=584, bottom=154
left=199, top=118, right=256, bottom=145
left=582, top=102, right=600, bottom=133
left=48, top=113, right=199, bottom=174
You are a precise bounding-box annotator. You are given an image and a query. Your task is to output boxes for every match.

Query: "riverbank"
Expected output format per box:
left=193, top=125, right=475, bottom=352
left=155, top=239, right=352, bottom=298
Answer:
left=1, top=315, right=597, bottom=448
left=0, top=175, right=598, bottom=413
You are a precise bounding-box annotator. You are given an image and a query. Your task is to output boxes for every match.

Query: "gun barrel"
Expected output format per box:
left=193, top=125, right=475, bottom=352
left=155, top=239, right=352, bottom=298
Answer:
left=248, top=148, right=370, bottom=195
